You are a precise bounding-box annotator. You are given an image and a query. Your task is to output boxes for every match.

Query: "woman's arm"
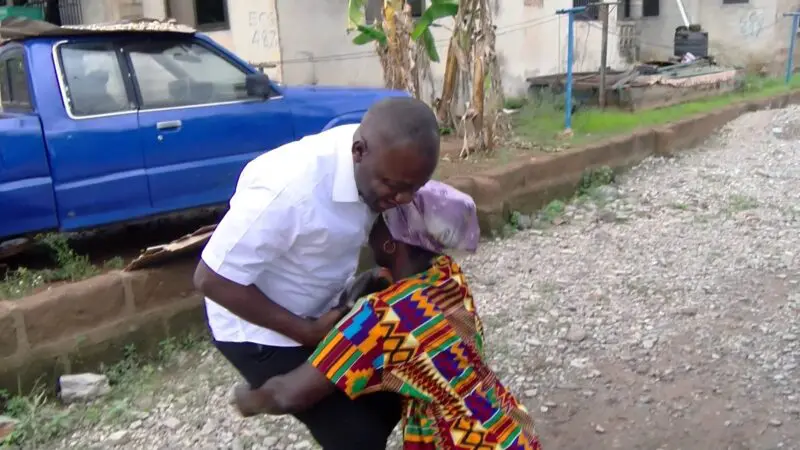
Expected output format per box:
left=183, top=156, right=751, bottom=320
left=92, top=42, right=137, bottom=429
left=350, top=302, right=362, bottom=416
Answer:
left=235, top=364, right=336, bottom=416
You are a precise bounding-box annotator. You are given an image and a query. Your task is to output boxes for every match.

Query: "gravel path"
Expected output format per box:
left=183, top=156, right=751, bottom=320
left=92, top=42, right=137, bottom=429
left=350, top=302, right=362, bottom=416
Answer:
left=54, top=106, right=800, bottom=450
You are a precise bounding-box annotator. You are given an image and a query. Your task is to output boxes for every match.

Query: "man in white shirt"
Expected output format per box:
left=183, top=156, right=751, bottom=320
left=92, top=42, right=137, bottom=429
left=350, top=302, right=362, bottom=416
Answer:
left=193, top=97, right=440, bottom=449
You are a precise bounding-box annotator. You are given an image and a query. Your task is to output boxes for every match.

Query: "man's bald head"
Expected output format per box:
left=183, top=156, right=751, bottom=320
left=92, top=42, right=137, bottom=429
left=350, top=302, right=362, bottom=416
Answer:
left=360, top=97, right=440, bottom=164
left=352, top=97, right=441, bottom=213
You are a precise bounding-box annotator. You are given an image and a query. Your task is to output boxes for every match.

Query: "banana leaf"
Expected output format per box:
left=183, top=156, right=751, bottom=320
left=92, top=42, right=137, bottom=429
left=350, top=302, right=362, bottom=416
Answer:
left=352, top=24, right=388, bottom=46
left=411, top=1, right=458, bottom=40
left=347, top=0, right=366, bottom=32
left=420, top=27, right=439, bottom=62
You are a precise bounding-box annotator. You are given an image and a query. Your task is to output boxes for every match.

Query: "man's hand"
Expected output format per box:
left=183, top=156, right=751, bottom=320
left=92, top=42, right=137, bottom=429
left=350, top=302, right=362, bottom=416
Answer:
left=302, top=307, right=348, bottom=346
left=195, top=261, right=322, bottom=345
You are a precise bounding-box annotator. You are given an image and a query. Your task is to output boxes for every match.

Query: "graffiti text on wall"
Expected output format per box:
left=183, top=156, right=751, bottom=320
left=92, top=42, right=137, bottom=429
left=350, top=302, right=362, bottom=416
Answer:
left=249, top=11, right=279, bottom=49
left=739, top=9, right=766, bottom=38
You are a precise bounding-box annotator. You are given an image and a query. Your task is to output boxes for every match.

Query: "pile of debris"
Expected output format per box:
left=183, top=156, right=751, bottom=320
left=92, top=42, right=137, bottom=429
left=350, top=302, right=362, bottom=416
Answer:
left=617, top=57, right=738, bottom=91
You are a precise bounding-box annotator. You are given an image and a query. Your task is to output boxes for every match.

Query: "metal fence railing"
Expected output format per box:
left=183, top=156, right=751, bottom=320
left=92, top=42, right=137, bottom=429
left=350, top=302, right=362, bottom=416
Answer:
left=17, top=0, right=83, bottom=25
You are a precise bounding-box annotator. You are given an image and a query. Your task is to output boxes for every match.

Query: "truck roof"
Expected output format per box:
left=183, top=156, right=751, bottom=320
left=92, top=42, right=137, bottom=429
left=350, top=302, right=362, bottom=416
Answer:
left=0, top=16, right=195, bottom=44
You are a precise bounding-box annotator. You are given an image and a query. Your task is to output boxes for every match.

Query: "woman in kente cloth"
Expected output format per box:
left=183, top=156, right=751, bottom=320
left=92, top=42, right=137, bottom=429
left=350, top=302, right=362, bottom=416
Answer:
left=234, top=180, right=542, bottom=450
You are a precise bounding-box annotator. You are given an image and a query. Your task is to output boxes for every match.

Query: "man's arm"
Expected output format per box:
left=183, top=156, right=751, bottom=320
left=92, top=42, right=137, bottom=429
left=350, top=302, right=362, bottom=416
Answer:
left=235, top=363, right=335, bottom=416
left=234, top=296, right=390, bottom=417
left=196, top=183, right=341, bottom=346
left=194, top=261, right=322, bottom=346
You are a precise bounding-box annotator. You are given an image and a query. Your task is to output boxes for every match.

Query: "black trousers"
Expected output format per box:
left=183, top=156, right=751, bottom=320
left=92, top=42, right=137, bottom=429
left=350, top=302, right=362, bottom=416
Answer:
left=214, top=340, right=402, bottom=450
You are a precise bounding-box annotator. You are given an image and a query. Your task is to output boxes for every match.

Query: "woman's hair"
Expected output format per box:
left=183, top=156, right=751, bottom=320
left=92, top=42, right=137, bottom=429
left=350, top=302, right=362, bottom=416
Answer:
left=370, top=214, right=438, bottom=268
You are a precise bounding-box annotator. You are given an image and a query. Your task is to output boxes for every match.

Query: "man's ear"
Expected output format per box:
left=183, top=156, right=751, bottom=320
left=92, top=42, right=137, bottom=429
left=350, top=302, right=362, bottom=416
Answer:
left=352, top=141, right=366, bottom=163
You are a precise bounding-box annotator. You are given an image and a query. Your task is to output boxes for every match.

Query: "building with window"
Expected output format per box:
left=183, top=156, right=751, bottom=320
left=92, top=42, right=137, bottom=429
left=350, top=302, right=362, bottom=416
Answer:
left=26, top=0, right=632, bottom=96
left=271, top=0, right=630, bottom=95
left=620, top=0, right=800, bottom=73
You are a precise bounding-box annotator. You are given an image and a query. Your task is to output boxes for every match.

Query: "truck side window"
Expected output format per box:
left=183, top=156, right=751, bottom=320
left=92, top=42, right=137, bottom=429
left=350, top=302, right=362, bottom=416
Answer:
left=58, top=43, right=133, bottom=117
left=127, top=40, right=252, bottom=109
left=0, top=51, right=32, bottom=112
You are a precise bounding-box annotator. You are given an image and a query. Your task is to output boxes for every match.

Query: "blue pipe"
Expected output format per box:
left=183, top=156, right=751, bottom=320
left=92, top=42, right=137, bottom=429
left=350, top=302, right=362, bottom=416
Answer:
left=556, top=7, right=586, bottom=131
left=786, top=13, right=800, bottom=85
left=566, top=12, right=575, bottom=130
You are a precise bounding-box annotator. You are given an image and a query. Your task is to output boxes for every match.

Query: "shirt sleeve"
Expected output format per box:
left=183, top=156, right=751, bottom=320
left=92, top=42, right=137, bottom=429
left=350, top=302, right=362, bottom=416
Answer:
left=201, top=183, right=301, bottom=286
left=308, top=296, right=388, bottom=399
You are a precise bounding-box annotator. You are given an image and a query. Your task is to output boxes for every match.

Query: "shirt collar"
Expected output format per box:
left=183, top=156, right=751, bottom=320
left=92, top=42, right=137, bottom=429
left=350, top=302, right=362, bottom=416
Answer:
left=331, top=125, right=361, bottom=203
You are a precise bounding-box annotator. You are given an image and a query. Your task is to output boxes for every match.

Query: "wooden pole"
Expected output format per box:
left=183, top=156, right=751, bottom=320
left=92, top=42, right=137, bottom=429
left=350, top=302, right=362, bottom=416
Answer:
left=599, top=1, right=610, bottom=109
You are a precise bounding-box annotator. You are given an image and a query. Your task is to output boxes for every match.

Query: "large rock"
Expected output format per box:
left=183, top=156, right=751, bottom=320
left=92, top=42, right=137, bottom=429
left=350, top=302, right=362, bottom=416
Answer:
left=59, top=373, right=111, bottom=404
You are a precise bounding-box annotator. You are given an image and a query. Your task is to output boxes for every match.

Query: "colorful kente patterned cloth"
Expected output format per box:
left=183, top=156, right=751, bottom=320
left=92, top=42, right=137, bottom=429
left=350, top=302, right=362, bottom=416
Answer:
left=309, top=255, right=541, bottom=450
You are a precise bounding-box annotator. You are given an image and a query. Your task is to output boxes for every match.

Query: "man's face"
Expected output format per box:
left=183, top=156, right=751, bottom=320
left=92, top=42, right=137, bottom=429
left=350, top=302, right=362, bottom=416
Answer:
left=352, top=137, right=436, bottom=213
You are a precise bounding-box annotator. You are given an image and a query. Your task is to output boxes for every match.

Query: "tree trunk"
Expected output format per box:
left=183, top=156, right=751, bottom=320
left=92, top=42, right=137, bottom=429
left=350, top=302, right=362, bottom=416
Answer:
left=436, top=37, right=459, bottom=124
left=377, top=0, right=414, bottom=92
left=437, top=0, right=476, bottom=127
left=468, top=0, right=489, bottom=152
left=459, top=0, right=503, bottom=157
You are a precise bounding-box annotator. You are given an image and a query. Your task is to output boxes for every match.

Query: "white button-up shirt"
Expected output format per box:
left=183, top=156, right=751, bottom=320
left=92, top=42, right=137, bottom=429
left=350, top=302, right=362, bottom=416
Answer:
left=201, top=124, right=375, bottom=347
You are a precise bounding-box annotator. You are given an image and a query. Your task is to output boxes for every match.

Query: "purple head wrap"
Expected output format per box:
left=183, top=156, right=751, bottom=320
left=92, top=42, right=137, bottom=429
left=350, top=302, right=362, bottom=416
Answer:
left=382, top=180, right=480, bottom=254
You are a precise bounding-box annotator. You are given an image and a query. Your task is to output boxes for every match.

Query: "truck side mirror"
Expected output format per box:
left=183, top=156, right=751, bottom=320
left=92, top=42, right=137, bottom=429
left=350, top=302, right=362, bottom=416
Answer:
left=245, top=73, right=275, bottom=99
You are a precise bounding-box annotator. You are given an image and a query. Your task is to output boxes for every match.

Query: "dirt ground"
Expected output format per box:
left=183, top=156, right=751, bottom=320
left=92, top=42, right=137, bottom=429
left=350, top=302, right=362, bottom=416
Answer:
left=434, top=134, right=548, bottom=180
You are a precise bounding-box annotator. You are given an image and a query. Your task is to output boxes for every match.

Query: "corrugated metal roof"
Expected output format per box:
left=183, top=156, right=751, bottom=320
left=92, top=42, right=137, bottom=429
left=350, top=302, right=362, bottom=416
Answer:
left=0, top=16, right=194, bottom=43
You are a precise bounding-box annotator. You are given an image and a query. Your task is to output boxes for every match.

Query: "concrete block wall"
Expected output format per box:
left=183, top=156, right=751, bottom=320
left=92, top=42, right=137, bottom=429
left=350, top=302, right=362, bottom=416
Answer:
left=0, top=261, right=204, bottom=394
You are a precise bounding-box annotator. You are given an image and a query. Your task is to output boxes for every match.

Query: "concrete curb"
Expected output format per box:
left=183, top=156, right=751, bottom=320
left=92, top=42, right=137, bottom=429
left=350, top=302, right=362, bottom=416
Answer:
left=0, top=261, right=205, bottom=394
left=449, top=90, right=800, bottom=233
left=2, top=90, right=799, bottom=394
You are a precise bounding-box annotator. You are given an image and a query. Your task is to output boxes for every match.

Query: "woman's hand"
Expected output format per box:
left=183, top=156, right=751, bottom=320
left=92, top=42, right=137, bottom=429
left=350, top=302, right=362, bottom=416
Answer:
left=337, top=267, right=392, bottom=309
left=304, top=268, right=392, bottom=346
left=233, top=382, right=264, bottom=417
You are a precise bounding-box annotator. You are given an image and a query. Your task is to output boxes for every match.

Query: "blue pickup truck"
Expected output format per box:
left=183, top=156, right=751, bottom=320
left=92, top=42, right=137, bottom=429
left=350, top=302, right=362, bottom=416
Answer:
left=0, top=18, right=406, bottom=244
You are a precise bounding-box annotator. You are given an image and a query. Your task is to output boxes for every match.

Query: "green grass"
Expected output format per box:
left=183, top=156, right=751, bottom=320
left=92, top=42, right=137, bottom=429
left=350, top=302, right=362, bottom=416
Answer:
left=539, top=200, right=566, bottom=222
left=0, top=334, right=206, bottom=449
left=0, top=234, right=121, bottom=300
left=514, top=76, right=800, bottom=148
left=727, top=194, right=759, bottom=212
left=501, top=165, right=617, bottom=234
left=503, top=96, right=528, bottom=110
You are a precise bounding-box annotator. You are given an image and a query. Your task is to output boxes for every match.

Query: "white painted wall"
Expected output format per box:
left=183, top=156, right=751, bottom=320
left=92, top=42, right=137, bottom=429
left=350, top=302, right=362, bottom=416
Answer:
left=80, top=0, right=126, bottom=23
left=141, top=0, right=166, bottom=19
left=225, top=0, right=282, bottom=81
left=277, top=0, right=626, bottom=96
left=141, top=0, right=281, bottom=80
left=638, top=0, right=798, bottom=72
left=85, top=0, right=627, bottom=95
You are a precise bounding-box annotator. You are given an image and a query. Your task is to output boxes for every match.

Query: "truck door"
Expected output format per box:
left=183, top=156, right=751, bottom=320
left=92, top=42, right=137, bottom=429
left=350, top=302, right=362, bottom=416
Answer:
left=42, top=40, right=151, bottom=231
left=123, top=37, right=295, bottom=212
left=0, top=44, right=59, bottom=239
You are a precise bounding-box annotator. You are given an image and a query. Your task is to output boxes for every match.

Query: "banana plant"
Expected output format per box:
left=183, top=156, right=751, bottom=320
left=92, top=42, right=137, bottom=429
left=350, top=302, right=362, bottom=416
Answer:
left=347, top=0, right=458, bottom=62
